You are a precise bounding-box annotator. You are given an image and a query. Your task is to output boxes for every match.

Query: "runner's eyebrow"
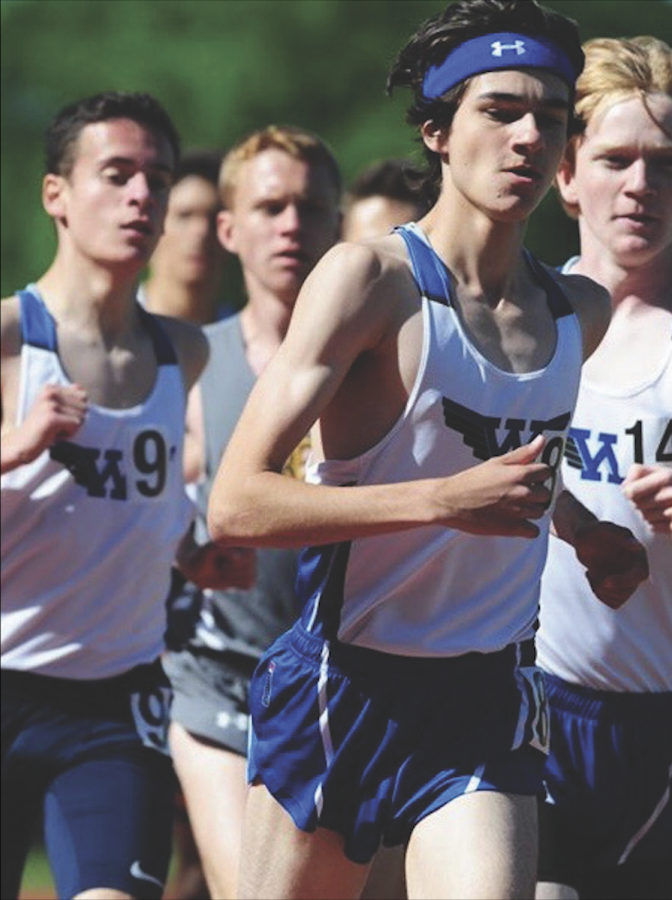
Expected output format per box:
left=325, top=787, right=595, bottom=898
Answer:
left=477, top=91, right=571, bottom=112
left=99, top=155, right=173, bottom=175
left=591, top=142, right=672, bottom=157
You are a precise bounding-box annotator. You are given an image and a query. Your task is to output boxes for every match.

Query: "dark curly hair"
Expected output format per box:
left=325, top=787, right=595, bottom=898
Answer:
left=387, top=0, right=584, bottom=206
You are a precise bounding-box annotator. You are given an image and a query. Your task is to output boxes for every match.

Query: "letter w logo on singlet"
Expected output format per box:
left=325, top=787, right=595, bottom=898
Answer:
left=442, top=397, right=570, bottom=460
left=564, top=428, right=624, bottom=484
left=50, top=441, right=127, bottom=498
left=49, top=430, right=169, bottom=500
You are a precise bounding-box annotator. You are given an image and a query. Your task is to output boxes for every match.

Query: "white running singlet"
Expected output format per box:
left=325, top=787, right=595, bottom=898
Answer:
left=537, top=261, right=672, bottom=692
left=1, top=286, right=193, bottom=678
left=298, top=224, right=584, bottom=657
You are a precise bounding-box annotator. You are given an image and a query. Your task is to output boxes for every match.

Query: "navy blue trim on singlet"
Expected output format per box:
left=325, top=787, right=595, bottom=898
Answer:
left=395, top=225, right=574, bottom=320
left=18, top=288, right=57, bottom=351
left=137, top=305, right=178, bottom=366
left=523, top=250, right=573, bottom=320
left=395, top=225, right=452, bottom=306
left=17, top=286, right=177, bottom=366
left=298, top=539, right=353, bottom=642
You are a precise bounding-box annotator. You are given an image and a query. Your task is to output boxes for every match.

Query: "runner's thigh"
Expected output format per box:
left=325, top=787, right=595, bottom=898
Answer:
left=44, top=747, right=175, bottom=899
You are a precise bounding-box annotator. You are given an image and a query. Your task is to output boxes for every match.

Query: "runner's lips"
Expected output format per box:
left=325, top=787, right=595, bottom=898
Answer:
left=618, top=212, right=658, bottom=224
left=122, top=220, right=153, bottom=235
left=276, top=249, right=309, bottom=262
left=505, top=165, right=542, bottom=181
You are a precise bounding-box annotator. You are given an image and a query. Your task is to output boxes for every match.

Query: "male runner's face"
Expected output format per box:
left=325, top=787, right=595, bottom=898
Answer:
left=218, top=148, right=341, bottom=305
left=45, top=118, right=175, bottom=271
left=559, top=92, right=672, bottom=268
left=151, top=175, right=226, bottom=288
left=343, top=196, right=419, bottom=242
left=439, top=68, right=571, bottom=223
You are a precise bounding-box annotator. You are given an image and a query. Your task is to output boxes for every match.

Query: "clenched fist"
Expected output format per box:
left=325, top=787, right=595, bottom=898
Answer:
left=573, top=520, right=649, bottom=609
left=1, top=382, right=88, bottom=473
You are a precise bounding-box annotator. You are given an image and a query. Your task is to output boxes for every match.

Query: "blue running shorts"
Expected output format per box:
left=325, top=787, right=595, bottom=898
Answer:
left=248, top=623, right=549, bottom=864
left=1, top=661, right=175, bottom=899
left=538, top=673, right=672, bottom=893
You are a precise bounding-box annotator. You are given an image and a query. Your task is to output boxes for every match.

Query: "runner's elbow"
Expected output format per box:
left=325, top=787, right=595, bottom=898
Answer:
left=207, top=489, right=263, bottom=547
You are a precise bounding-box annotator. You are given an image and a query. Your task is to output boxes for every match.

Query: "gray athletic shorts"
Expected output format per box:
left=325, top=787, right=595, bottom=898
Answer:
left=163, top=649, right=258, bottom=756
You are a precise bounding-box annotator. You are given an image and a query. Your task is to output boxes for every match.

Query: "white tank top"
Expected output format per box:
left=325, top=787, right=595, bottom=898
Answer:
left=537, top=261, right=672, bottom=691
left=298, top=224, right=584, bottom=657
left=1, top=286, right=193, bottom=678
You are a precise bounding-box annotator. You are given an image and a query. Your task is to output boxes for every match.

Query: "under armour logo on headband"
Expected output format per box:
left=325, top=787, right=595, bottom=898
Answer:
left=422, top=32, right=578, bottom=100
left=491, top=40, right=526, bottom=57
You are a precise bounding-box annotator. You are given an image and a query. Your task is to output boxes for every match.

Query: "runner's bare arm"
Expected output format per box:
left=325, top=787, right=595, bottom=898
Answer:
left=208, top=242, right=554, bottom=548
left=1, top=296, right=88, bottom=474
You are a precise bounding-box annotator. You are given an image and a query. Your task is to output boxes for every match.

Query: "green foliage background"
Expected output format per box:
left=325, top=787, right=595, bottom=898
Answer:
left=2, top=0, right=671, bottom=300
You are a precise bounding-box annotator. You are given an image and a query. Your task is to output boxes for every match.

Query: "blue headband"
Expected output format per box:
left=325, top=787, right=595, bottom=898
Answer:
left=422, top=32, right=577, bottom=100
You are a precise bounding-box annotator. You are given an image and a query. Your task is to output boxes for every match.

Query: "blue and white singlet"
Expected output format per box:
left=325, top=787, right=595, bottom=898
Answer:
left=1, top=285, right=193, bottom=679
left=297, top=224, right=583, bottom=657
left=537, top=259, right=672, bottom=691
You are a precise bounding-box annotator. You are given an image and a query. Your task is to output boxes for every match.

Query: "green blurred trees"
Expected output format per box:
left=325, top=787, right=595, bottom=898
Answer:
left=2, top=0, right=670, bottom=297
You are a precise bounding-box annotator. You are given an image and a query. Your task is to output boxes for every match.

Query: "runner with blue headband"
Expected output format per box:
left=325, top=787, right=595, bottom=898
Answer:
left=205, top=4, right=645, bottom=898
left=422, top=32, right=579, bottom=100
